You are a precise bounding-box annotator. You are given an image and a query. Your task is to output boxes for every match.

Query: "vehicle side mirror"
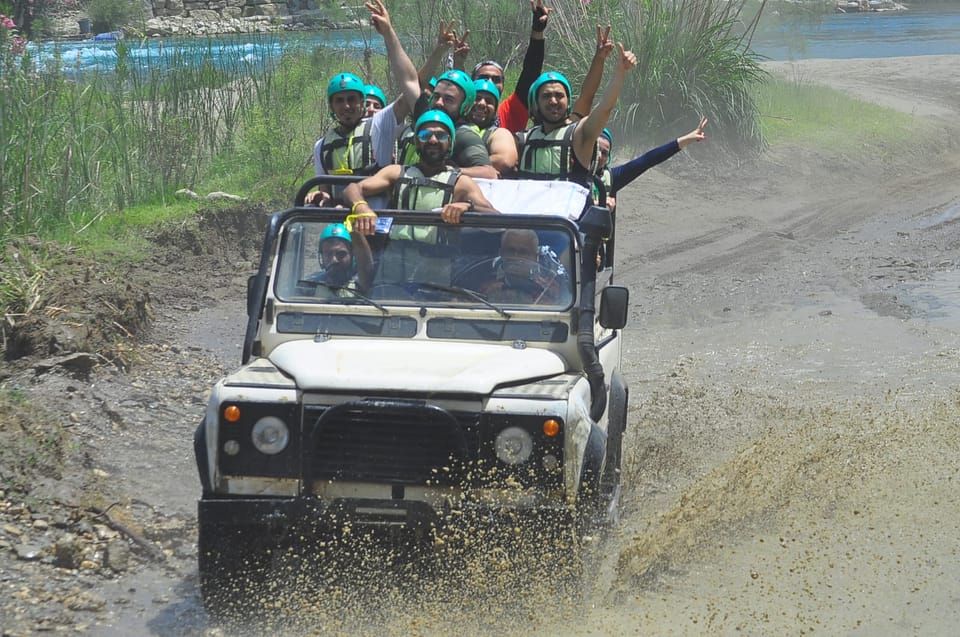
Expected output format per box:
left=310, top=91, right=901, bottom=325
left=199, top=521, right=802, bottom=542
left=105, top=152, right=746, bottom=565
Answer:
left=599, top=286, right=629, bottom=329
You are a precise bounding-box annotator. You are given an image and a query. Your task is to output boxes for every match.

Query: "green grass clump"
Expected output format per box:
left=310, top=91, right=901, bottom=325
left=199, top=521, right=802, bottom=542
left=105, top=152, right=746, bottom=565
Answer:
left=757, top=74, right=927, bottom=158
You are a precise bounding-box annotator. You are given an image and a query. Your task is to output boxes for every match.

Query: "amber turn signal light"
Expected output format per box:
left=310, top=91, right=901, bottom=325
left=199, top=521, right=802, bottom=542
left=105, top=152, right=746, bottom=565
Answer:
left=542, top=419, right=560, bottom=437
left=223, top=405, right=241, bottom=423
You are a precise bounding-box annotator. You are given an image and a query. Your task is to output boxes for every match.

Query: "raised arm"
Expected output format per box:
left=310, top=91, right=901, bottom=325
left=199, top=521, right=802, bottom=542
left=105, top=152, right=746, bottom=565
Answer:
left=367, top=0, right=421, bottom=121
left=571, top=24, right=613, bottom=120
left=514, top=0, right=551, bottom=105
left=573, top=43, right=636, bottom=168
left=350, top=230, right=375, bottom=290
left=419, top=19, right=456, bottom=92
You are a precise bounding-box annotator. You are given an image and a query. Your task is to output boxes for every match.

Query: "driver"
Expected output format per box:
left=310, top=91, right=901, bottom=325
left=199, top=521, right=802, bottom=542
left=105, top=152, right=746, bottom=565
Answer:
left=479, top=229, right=569, bottom=305
left=305, top=223, right=374, bottom=295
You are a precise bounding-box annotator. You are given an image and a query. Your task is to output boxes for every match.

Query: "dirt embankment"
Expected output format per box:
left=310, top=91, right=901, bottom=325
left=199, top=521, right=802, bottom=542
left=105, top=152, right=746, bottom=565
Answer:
left=1, top=55, right=960, bottom=635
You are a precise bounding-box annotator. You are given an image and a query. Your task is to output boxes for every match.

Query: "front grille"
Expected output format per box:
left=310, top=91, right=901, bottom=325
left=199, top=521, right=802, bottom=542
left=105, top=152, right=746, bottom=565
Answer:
left=304, top=401, right=478, bottom=484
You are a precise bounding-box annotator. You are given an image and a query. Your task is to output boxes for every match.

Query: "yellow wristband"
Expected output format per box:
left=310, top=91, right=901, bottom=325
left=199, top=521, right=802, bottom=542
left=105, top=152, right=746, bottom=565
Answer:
left=350, top=200, right=368, bottom=215
left=344, top=211, right=377, bottom=233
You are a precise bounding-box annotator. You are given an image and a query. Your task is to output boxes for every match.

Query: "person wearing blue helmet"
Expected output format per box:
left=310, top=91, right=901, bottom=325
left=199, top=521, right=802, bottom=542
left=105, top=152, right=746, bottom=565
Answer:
left=469, top=79, right=518, bottom=176
left=515, top=40, right=637, bottom=190
left=420, top=69, right=497, bottom=179
left=304, top=222, right=374, bottom=294
left=363, top=84, right=387, bottom=118
left=306, top=0, right=422, bottom=212
left=343, top=109, right=498, bottom=226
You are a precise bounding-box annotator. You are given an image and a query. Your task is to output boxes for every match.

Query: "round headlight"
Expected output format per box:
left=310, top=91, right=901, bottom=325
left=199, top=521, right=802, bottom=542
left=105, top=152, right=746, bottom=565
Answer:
left=251, top=417, right=290, bottom=455
left=494, top=426, right=533, bottom=465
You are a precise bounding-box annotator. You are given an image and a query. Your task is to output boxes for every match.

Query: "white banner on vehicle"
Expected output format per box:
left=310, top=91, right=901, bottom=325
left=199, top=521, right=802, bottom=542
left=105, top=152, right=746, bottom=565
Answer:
left=473, top=179, right=589, bottom=221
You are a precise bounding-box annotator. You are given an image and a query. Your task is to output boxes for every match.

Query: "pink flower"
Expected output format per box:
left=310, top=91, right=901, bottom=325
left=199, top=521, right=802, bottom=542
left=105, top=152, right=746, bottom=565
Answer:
left=1, top=14, right=16, bottom=29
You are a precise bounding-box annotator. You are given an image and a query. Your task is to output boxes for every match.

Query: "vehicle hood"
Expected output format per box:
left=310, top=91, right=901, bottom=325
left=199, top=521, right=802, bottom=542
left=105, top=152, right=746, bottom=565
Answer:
left=268, top=339, right=567, bottom=394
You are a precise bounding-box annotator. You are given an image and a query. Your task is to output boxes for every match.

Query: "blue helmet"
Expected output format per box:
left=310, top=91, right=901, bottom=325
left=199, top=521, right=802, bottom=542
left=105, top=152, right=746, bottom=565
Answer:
left=364, top=84, right=387, bottom=108
left=415, top=109, right=457, bottom=155
left=321, top=222, right=351, bottom=244
left=435, top=69, right=476, bottom=118
left=326, top=72, right=365, bottom=104
left=528, top=71, right=572, bottom=118
left=473, top=78, right=501, bottom=107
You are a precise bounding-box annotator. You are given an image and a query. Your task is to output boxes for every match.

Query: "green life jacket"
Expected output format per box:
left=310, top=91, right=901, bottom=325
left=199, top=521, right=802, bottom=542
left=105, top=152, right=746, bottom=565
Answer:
left=468, top=123, right=497, bottom=147
left=516, top=122, right=594, bottom=188
left=320, top=118, right=376, bottom=176
left=391, top=165, right=461, bottom=210
left=396, top=124, right=419, bottom=166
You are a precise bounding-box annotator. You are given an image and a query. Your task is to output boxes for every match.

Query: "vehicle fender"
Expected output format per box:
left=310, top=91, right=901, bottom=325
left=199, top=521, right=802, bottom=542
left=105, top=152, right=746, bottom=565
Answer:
left=601, top=369, right=628, bottom=489
left=194, top=418, right=212, bottom=494
left=577, top=422, right=606, bottom=504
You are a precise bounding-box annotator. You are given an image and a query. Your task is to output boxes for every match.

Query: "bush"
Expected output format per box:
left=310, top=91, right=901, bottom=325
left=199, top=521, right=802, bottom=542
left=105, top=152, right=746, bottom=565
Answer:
left=83, top=0, right=142, bottom=31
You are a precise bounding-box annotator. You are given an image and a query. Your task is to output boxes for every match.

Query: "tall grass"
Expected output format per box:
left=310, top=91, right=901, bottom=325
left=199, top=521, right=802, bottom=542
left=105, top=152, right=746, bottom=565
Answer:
left=0, top=35, right=353, bottom=246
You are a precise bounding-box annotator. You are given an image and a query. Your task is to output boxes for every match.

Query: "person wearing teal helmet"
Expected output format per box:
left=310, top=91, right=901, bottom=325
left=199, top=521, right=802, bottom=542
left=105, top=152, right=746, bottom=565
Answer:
left=343, top=109, right=498, bottom=225
left=306, top=0, right=422, bottom=211
left=364, top=84, right=387, bottom=118
left=304, top=222, right=374, bottom=293
left=515, top=40, right=637, bottom=190
left=469, top=0, right=553, bottom=134
left=469, top=79, right=518, bottom=177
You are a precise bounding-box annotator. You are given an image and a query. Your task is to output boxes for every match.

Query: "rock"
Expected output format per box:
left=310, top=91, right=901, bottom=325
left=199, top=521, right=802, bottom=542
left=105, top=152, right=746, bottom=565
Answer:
left=54, top=535, right=83, bottom=569
left=15, top=543, right=45, bottom=561
left=206, top=191, right=247, bottom=202
left=105, top=540, right=132, bottom=572
left=32, top=353, right=99, bottom=379
left=62, top=590, right=106, bottom=612
left=175, top=188, right=201, bottom=200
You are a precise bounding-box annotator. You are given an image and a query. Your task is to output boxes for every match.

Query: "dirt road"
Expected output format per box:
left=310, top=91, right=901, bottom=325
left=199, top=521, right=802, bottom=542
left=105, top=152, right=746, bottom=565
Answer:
left=3, top=55, right=959, bottom=635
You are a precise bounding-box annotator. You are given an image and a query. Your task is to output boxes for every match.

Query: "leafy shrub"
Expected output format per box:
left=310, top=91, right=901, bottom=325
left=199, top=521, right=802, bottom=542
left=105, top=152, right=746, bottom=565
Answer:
left=83, top=0, right=142, bottom=31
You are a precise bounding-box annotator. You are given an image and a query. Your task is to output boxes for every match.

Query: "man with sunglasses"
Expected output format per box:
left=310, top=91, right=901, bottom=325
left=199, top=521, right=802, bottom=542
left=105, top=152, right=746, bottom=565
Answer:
left=470, top=0, right=552, bottom=134
left=342, top=110, right=497, bottom=229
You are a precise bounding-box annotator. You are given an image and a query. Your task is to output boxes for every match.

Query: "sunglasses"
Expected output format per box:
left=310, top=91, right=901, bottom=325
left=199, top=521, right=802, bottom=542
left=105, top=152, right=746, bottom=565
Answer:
left=416, top=129, right=451, bottom=143
left=475, top=73, right=504, bottom=84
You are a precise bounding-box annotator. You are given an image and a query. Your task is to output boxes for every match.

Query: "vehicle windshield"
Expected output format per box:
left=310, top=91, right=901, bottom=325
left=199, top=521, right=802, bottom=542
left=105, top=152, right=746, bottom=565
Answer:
left=274, top=216, right=576, bottom=311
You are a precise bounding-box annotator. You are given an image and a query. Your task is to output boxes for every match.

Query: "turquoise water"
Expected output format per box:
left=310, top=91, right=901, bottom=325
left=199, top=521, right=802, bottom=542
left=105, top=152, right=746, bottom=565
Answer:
left=24, top=5, right=960, bottom=75
left=750, top=4, right=960, bottom=60
left=24, top=30, right=372, bottom=76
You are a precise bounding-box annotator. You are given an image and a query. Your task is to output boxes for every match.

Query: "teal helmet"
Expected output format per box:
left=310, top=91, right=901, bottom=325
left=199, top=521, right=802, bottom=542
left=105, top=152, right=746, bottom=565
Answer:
left=473, top=78, right=501, bottom=107
left=364, top=84, right=387, bottom=108
left=528, top=71, right=572, bottom=118
left=435, top=69, right=476, bottom=118
left=428, top=76, right=438, bottom=89
left=415, top=109, right=457, bottom=155
left=326, top=72, right=365, bottom=104
left=321, top=222, right=351, bottom=244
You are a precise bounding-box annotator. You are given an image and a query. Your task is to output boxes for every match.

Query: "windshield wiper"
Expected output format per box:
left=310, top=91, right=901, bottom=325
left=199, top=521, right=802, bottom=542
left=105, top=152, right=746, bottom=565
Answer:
left=297, top=280, right=390, bottom=315
left=411, top=282, right=511, bottom=318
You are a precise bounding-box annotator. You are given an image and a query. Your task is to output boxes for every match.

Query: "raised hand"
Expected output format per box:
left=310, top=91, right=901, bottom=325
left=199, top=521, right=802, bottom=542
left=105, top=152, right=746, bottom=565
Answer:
left=530, top=0, right=552, bottom=32
left=617, top=43, right=637, bottom=72
left=365, top=0, right=393, bottom=35
left=437, top=18, right=456, bottom=48
left=595, top=24, right=613, bottom=59
left=678, top=117, right=709, bottom=149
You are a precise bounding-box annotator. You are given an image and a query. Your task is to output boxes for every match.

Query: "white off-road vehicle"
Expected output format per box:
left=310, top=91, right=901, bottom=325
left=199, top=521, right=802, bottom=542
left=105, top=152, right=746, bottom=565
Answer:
left=193, top=177, right=629, bottom=609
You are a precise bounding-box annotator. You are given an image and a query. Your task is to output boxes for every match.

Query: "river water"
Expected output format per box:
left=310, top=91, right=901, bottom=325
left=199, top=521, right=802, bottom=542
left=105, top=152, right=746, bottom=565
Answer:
left=750, top=3, right=960, bottom=60
left=24, top=4, right=960, bottom=76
